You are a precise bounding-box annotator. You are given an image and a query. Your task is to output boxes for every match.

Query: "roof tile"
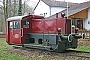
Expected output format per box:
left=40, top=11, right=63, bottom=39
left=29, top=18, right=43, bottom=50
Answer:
left=41, top=0, right=78, bottom=7
left=48, top=1, right=90, bottom=18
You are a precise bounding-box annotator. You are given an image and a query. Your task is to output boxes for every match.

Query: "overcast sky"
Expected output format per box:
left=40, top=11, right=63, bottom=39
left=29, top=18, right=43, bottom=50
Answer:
left=0, top=0, right=90, bottom=7
left=56, top=0, right=90, bottom=3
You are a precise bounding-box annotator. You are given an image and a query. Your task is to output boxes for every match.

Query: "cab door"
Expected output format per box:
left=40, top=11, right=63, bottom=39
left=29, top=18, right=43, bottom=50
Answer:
left=21, top=19, right=31, bottom=44
left=13, top=21, right=21, bottom=44
left=8, top=21, right=21, bottom=44
left=7, top=21, right=13, bottom=44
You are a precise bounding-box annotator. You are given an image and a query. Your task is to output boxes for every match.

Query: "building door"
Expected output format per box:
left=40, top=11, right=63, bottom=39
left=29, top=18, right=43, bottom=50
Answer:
left=77, top=20, right=83, bottom=30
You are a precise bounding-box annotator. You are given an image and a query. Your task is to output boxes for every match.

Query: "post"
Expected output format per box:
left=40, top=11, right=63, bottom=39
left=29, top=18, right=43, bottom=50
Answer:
left=67, top=1, right=68, bottom=19
left=89, top=30, right=90, bottom=40
left=56, top=13, right=58, bottom=18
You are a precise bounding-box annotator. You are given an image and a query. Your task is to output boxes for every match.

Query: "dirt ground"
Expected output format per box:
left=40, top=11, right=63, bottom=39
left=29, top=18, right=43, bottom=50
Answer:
left=6, top=39, right=90, bottom=60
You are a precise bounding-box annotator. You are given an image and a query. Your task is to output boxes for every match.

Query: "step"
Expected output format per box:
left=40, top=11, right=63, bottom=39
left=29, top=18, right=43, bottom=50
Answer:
left=23, top=44, right=51, bottom=50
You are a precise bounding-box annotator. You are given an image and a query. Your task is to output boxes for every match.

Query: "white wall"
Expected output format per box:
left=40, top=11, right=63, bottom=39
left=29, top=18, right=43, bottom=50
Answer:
left=34, top=1, right=50, bottom=17
left=34, top=1, right=66, bottom=17
left=51, top=7, right=66, bottom=15
left=84, top=8, right=90, bottom=30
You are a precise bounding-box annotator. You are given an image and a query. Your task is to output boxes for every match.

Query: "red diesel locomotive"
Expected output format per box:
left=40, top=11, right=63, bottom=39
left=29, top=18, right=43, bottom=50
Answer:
left=6, top=13, right=84, bottom=52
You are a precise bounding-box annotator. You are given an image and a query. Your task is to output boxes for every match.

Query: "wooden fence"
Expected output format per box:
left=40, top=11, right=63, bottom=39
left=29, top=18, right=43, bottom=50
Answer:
left=78, top=30, right=90, bottom=39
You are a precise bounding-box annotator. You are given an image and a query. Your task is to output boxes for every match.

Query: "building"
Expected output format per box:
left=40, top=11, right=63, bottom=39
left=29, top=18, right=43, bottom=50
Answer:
left=34, top=0, right=77, bottom=17
left=48, top=1, right=90, bottom=30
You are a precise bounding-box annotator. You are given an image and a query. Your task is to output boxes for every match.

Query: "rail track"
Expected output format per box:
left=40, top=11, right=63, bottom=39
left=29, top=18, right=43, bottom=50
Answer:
left=12, top=46, right=90, bottom=59
left=62, top=50, right=90, bottom=58
left=0, top=34, right=6, bottom=38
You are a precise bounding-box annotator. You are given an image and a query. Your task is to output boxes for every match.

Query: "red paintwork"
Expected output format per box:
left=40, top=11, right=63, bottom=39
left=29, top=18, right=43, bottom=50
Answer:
left=43, top=19, right=56, bottom=33
left=56, top=18, right=66, bottom=34
left=6, top=22, right=9, bottom=43
left=6, top=15, right=68, bottom=45
left=13, top=30, right=21, bottom=44
left=32, top=19, right=43, bottom=33
left=32, top=18, right=66, bottom=34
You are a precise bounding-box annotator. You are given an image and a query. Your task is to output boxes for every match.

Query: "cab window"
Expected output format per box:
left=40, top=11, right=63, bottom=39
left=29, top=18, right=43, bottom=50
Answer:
left=22, top=20, right=29, bottom=28
left=13, top=21, right=20, bottom=30
left=9, top=22, right=13, bottom=30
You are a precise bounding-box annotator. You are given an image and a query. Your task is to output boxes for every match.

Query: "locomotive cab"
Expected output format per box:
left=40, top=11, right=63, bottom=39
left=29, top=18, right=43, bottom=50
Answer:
left=6, top=16, right=27, bottom=45
left=6, top=15, right=44, bottom=45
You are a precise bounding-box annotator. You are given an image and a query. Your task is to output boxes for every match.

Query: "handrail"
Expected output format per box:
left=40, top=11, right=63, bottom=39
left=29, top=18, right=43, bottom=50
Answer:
left=21, top=28, right=23, bottom=37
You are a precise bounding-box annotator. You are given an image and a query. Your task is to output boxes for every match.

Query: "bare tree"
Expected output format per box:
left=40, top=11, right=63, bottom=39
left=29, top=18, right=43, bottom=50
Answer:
left=8, top=0, right=12, bottom=17
left=13, top=0, right=17, bottom=16
left=2, top=0, right=7, bottom=33
left=0, top=0, right=34, bottom=33
left=22, top=2, right=34, bottom=15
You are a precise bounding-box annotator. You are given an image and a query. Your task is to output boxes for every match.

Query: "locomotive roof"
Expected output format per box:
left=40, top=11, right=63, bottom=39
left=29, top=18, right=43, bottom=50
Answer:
left=6, top=15, right=44, bottom=21
left=6, top=16, right=26, bottom=21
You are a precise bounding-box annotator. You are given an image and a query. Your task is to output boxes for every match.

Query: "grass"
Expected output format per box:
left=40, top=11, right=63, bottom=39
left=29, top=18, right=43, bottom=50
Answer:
left=70, top=40, right=90, bottom=52
left=0, top=38, right=90, bottom=60
left=76, top=44, right=90, bottom=52
left=71, top=46, right=90, bottom=52
left=78, top=47, right=90, bottom=52
left=0, top=38, right=28, bottom=60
